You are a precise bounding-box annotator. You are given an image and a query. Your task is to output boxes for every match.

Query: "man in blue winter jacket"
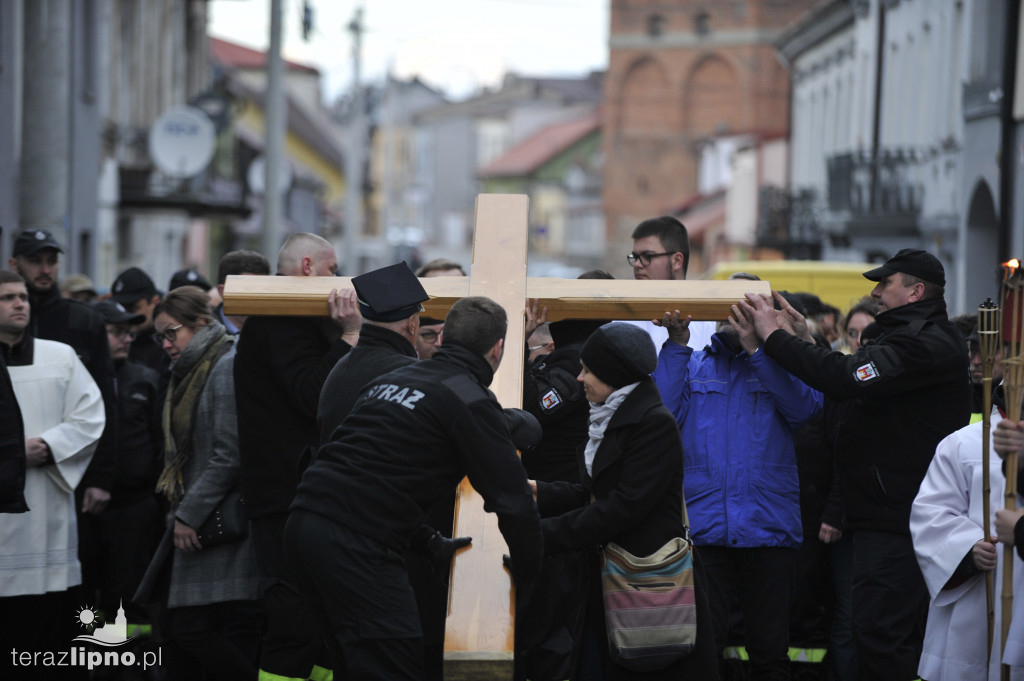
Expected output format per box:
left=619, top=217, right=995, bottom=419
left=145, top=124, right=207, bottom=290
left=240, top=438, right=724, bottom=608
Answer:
left=653, top=278, right=822, bottom=681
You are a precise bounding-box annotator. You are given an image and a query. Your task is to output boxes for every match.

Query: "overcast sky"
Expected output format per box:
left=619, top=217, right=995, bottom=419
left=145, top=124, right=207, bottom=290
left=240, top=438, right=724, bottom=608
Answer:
left=209, top=0, right=609, bottom=102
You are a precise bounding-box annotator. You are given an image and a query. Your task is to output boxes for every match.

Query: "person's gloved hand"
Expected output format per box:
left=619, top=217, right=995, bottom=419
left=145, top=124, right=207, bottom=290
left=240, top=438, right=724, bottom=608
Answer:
left=426, top=531, right=471, bottom=581
left=504, top=408, right=542, bottom=451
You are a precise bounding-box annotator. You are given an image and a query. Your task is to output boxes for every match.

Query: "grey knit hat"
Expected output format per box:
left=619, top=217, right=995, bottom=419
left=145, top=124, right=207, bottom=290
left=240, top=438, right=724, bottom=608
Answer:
left=579, top=322, right=657, bottom=389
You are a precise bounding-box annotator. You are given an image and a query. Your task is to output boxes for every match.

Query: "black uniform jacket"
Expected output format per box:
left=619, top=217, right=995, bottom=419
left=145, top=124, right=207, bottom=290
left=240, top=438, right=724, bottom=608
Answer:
left=234, top=315, right=353, bottom=518
left=293, top=343, right=543, bottom=581
left=763, top=296, right=971, bottom=534
left=0, top=347, right=26, bottom=513
left=111, top=359, right=162, bottom=507
left=537, top=377, right=685, bottom=559
left=30, top=287, right=118, bottom=492
left=522, top=342, right=588, bottom=484
left=317, top=323, right=417, bottom=444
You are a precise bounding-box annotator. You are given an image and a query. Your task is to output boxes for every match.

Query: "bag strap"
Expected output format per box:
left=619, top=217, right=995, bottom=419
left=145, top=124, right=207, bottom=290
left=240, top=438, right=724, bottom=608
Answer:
left=681, top=483, right=691, bottom=542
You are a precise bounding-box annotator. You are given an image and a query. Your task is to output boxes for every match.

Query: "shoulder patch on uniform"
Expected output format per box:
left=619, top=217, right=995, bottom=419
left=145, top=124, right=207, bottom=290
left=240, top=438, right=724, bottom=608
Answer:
left=855, top=361, right=879, bottom=382
left=541, top=389, right=562, bottom=410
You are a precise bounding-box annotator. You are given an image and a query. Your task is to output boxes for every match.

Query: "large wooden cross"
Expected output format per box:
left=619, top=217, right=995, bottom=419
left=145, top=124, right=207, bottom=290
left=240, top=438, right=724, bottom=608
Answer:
left=224, top=194, right=769, bottom=679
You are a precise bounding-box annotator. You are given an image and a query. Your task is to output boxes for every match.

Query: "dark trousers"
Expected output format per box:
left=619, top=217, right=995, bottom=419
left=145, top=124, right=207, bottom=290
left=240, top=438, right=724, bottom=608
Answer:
left=0, top=590, right=88, bottom=680
left=163, top=600, right=263, bottom=680
left=252, top=512, right=329, bottom=679
left=851, top=530, right=928, bottom=681
left=78, top=494, right=163, bottom=622
left=700, top=545, right=797, bottom=681
left=284, top=509, right=424, bottom=681
left=829, top=532, right=859, bottom=681
left=514, top=551, right=587, bottom=681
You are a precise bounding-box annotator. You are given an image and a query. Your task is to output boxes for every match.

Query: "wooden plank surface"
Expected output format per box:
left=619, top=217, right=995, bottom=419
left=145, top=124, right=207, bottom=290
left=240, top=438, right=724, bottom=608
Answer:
left=443, top=195, right=529, bottom=678
left=223, top=275, right=771, bottom=321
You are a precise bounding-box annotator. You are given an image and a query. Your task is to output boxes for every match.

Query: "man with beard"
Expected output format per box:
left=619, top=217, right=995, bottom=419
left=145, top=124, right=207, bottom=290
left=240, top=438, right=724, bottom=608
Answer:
left=8, top=230, right=118, bottom=610
left=652, top=275, right=822, bottom=681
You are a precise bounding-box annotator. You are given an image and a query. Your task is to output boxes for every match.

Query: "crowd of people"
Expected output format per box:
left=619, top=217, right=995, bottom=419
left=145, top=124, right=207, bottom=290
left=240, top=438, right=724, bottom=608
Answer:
left=0, top=217, right=1022, bottom=681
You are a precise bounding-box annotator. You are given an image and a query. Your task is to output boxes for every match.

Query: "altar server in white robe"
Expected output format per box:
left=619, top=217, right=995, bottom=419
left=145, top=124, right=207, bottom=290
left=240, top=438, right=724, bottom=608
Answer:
left=993, top=414, right=1024, bottom=677
left=0, top=270, right=104, bottom=672
left=913, top=410, right=1024, bottom=681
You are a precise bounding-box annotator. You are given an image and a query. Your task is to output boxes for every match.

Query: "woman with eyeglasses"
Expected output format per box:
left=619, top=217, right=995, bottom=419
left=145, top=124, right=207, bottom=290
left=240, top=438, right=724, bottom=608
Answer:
left=135, top=285, right=262, bottom=678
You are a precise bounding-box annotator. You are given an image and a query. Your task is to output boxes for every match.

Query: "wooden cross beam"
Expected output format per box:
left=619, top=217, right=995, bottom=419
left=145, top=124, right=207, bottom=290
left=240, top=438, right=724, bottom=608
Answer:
left=223, top=194, right=769, bottom=679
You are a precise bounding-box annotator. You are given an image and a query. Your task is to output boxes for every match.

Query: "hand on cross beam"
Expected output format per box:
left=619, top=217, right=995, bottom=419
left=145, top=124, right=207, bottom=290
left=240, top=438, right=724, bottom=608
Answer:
left=655, top=310, right=690, bottom=347
left=739, top=292, right=786, bottom=343
left=328, top=288, right=361, bottom=344
left=525, top=298, right=548, bottom=339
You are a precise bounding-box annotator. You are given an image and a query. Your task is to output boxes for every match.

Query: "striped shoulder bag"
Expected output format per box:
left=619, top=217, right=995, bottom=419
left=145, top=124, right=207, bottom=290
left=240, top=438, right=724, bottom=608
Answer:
left=600, top=493, right=696, bottom=671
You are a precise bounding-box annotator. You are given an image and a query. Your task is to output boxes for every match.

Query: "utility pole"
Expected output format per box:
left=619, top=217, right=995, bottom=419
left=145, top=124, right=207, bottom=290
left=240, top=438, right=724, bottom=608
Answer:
left=263, top=0, right=286, bottom=260
left=343, top=7, right=364, bottom=276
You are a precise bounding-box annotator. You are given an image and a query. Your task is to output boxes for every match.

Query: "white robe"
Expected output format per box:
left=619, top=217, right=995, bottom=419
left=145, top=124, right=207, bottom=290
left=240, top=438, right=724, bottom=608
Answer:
left=0, top=338, right=105, bottom=596
left=911, top=414, right=1024, bottom=680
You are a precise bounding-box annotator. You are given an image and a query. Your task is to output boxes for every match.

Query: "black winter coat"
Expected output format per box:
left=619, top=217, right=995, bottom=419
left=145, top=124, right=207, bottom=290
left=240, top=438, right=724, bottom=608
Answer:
left=0, top=348, right=26, bottom=513
left=536, top=377, right=720, bottom=681
left=537, top=377, right=684, bottom=558
left=763, top=296, right=971, bottom=533
left=294, top=343, right=543, bottom=580
left=110, top=359, right=162, bottom=507
left=521, top=342, right=588, bottom=484
left=29, top=287, right=118, bottom=491
left=317, top=324, right=417, bottom=444
left=234, top=315, right=353, bottom=518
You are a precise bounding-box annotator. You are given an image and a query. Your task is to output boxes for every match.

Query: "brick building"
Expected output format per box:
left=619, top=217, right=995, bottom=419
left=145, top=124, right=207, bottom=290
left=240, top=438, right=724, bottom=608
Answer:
left=603, top=0, right=815, bottom=275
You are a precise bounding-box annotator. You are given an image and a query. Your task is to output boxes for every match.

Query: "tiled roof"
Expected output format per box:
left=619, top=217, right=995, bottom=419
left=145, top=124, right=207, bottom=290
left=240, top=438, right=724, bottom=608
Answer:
left=478, top=109, right=602, bottom=177
left=210, top=36, right=320, bottom=75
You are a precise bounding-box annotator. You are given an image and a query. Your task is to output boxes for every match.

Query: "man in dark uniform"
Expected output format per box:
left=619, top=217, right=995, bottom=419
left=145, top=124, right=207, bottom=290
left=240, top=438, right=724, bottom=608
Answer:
left=741, top=249, right=971, bottom=681
left=317, top=262, right=460, bottom=681
left=92, top=300, right=164, bottom=626
left=317, top=262, right=426, bottom=443
left=110, top=266, right=166, bottom=372
left=234, top=232, right=361, bottom=681
left=287, top=295, right=544, bottom=681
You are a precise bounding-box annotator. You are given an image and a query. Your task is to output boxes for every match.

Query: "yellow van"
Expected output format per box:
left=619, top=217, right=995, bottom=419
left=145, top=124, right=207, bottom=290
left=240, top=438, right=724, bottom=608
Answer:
left=700, top=260, right=876, bottom=314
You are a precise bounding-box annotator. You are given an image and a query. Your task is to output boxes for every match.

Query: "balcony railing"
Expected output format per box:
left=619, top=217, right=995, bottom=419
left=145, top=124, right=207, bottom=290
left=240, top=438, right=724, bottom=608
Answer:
left=756, top=187, right=822, bottom=259
left=827, top=149, right=924, bottom=217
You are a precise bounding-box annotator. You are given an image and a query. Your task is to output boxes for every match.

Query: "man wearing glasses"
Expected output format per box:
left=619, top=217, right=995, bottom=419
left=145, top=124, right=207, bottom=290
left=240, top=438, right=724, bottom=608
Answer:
left=91, top=300, right=164, bottom=632
left=627, top=216, right=715, bottom=353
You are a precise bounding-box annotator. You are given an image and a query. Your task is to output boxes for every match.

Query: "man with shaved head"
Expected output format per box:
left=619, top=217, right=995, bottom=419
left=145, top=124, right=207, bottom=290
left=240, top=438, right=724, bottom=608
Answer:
left=277, top=233, right=339, bottom=277
left=234, top=233, right=360, bottom=681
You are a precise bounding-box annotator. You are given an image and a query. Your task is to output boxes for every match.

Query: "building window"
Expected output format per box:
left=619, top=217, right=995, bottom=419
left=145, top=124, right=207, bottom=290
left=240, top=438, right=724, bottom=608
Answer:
left=647, top=14, right=665, bottom=38
left=694, top=11, right=710, bottom=36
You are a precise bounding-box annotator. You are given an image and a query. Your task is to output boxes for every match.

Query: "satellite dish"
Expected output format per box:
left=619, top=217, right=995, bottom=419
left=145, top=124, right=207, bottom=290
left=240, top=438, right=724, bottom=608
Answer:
left=247, top=154, right=293, bottom=195
left=148, top=106, right=216, bottom=178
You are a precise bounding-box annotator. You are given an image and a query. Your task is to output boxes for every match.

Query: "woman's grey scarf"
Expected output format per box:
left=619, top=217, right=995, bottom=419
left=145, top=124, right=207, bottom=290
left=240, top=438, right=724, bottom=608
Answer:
left=583, top=381, right=639, bottom=478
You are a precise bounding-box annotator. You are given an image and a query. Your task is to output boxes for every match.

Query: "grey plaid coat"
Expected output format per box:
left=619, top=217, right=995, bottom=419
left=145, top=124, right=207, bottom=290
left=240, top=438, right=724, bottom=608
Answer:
left=136, top=333, right=259, bottom=608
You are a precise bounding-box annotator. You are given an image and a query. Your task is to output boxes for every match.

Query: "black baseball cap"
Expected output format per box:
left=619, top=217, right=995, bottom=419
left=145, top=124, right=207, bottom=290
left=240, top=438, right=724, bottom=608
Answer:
left=863, top=248, right=945, bottom=288
left=352, top=262, right=429, bottom=323
left=13, top=229, right=63, bottom=257
left=169, top=268, right=212, bottom=292
left=111, top=267, right=160, bottom=305
left=93, top=300, right=145, bottom=326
